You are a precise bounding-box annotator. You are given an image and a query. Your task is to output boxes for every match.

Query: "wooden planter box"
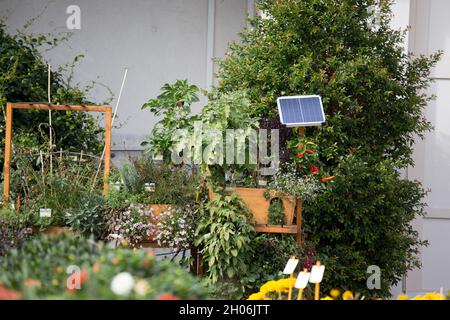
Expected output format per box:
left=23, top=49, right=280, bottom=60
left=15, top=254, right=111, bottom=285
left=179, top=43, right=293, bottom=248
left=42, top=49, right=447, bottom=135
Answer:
left=209, top=187, right=297, bottom=225
left=39, top=226, right=72, bottom=236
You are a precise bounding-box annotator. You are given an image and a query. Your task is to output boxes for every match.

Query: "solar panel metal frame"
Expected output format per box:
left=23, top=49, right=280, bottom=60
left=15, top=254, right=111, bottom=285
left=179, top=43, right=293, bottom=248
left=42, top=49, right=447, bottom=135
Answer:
left=277, top=95, right=326, bottom=127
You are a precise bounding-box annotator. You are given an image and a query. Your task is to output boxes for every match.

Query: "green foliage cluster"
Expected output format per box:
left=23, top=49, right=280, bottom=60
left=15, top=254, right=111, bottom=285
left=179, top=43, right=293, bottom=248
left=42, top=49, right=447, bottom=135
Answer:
left=142, top=81, right=259, bottom=187
left=110, top=158, right=199, bottom=206
left=0, top=22, right=106, bottom=170
left=305, top=156, right=427, bottom=295
left=11, top=151, right=102, bottom=229
left=141, top=79, right=199, bottom=158
left=267, top=199, right=285, bottom=225
left=217, top=0, right=439, bottom=297
left=244, top=234, right=317, bottom=296
left=195, top=194, right=255, bottom=285
left=0, top=234, right=100, bottom=296
left=0, top=234, right=206, bottom=299
left=65, top=193, right=107, bottom=239
left=0, top=208, right=33, bottom=256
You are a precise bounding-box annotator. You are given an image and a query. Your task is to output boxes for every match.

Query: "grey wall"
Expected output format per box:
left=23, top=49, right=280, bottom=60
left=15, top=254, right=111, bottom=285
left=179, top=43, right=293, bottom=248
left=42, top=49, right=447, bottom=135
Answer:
left=0, top=0, right=249, bottom=164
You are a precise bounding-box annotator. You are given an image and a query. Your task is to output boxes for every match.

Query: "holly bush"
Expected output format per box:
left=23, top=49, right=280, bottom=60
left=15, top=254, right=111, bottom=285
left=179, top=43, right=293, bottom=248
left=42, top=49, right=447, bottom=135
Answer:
left=217, top=0, right=439, bottom=297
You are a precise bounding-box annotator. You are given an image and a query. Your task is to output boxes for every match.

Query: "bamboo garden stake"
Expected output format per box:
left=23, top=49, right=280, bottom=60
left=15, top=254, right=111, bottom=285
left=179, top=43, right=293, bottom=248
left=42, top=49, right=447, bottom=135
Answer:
left=309, top=261, right=325, bottom=300
left=282, top=256, right=299, bottom=300
left=295, top=268, right=310, bottom=300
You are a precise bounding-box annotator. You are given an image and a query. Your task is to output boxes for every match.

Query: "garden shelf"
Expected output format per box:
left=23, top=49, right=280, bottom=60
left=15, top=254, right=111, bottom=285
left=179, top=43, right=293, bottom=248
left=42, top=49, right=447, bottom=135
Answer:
left=209, top=188, right=303, bottom=244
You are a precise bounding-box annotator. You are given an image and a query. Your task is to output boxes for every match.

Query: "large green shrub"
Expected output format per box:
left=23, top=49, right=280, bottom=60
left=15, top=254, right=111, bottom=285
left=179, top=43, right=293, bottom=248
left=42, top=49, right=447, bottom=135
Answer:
left=0, top=22, right=105, bottom=170
left=218, top=0, right=438, bottom=297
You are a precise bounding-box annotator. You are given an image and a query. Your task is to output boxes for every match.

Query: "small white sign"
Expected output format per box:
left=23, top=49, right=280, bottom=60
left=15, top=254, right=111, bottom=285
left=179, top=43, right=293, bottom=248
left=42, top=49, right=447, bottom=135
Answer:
left=282, top=258, right=299, bottom=275
left=111, top=182, right=121, bottom=191
left=152, top=153, right=163, bottom=161
left=145, top=183, right=155, bottom=192
left=258, top=179, right=267, bottom=186
left=309, top=265, right=325, bottom=283
left=295, top=271, right=311, bottom=289
left=40, top=208, right=52, bottom=218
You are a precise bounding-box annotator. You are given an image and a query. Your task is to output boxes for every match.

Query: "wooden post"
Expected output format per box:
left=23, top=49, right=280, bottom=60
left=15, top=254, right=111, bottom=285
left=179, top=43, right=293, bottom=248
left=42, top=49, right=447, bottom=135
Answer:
left=3, top=103, right=13, bottom=205
left=296, top=127, right=305, bottom=245
left=288, top=272, right=294, bottom=300
left=103, top=108, right=112, bottom=196
left=296, top=199, right=303, bottom=245
left=190, top=247, right=198, bottom=274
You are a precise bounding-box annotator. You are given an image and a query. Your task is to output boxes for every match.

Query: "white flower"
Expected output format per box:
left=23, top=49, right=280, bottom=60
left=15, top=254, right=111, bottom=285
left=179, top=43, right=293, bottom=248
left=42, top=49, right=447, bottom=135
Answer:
left=111, top=272, right=135, bottom=296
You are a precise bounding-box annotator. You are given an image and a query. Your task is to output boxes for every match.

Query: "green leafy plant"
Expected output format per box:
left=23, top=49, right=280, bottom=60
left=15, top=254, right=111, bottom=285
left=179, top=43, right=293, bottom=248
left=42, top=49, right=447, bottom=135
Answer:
left=107, top=159, right=199, bottom=207
left=196, top=90, right=260, bottom=186
left=0, top=22, right=108, bottom=170
left=0, top=234, right=101, bottom=296
left=243, top=233, right=317, bottom=298
left=195, top=193, right=255, bottom=285
left=12, top=150, right=102, bottom=228
left=141, top=79, right=199, bottom=159
left=305, top=156, right=428, bottom=297
left=0, top=234, right=207, bottom=299
left=62, top=248, right=207, bottom=300
left=217, top=0, right=439, bottom=297
left=65, top=192, right=106, bottom=239
left=120, top=163, right=143, bottom=195
left=268, top=199, right=285, bottom=225
left=267, top=163, right=324, bottom=201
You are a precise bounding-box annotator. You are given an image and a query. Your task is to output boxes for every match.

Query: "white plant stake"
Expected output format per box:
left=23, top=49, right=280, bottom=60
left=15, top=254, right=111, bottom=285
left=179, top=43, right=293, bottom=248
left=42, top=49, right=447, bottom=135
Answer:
left=309, top=261, right=325, bottom=300
left=283, top=256, right=299, bottom=300
left=295, top=268, right=310, bottom=300
left=40, top=208, right=52, bottom=218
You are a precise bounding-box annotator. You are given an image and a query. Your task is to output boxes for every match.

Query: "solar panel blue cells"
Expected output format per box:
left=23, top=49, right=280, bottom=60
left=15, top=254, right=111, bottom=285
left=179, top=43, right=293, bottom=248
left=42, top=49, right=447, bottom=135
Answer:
left=277, top=95, right=325, bottom=127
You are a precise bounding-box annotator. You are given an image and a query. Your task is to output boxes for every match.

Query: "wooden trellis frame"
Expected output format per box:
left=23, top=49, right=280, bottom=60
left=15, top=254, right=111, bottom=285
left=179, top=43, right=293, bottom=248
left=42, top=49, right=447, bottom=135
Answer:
left=2, top=102, right=112, bottom=204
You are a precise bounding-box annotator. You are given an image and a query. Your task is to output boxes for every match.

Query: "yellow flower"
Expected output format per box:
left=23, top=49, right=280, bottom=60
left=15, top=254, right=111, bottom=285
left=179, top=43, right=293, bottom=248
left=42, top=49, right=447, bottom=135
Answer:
left=422, top=293, right=445, bottom=300
left=330, top=289, right=340, bottom=299
left=342, top=290, right=354, bottom=300
left=260, top=280, right=278, bottom=294
left=321, top=296, right=334, bottom=300
left=248, top=292, right=266, bottom=300
left=396, top=294, right=409, bottom=300
left=275, top=278, right=294, bottom=293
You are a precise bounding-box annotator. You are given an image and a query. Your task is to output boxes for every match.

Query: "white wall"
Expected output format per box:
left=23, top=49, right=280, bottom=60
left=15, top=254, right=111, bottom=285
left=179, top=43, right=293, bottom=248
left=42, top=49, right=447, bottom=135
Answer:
left=0, top=0, right=248, bottom=161
left=407, top=0, right=450, bottom=294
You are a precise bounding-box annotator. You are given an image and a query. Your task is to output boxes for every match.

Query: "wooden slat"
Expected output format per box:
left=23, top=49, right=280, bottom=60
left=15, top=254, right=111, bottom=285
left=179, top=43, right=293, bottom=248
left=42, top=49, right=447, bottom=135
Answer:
left=254, top=224, right=297, bottom=234
left=11, top=103, right=111, bottom=112
left=2, top=103, right=13, bottom=204
left=103, top=108, right=112, bottom=196
left=296, top=199, right=303, bottom=245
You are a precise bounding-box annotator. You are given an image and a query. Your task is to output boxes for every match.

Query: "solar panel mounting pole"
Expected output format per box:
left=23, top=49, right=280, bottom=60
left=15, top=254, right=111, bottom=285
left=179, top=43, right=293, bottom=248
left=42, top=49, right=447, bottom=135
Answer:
left=296, top=127, right=305, bottom=245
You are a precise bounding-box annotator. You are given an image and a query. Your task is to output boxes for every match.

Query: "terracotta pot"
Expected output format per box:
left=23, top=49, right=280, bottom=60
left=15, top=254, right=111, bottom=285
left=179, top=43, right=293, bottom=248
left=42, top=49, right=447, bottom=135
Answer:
left=209, top=187, right=297, bottom=225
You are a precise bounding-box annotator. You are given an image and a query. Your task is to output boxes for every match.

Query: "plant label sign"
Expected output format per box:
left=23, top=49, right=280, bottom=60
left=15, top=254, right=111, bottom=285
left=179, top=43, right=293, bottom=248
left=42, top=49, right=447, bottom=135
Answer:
left=283, top=258, right=299, bottom=274
left=295, top=271, right=310, bottom=289
left=40, top=208, right=52, bottom=218
left=145, top=183, right=155, bottom=192
left=309, top=264, right=325, bottom=283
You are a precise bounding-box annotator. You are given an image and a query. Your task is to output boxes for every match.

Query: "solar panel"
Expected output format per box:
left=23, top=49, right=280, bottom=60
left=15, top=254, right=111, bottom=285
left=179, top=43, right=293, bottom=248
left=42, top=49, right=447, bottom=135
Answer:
left=277, top=95, right=325, bottom=127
